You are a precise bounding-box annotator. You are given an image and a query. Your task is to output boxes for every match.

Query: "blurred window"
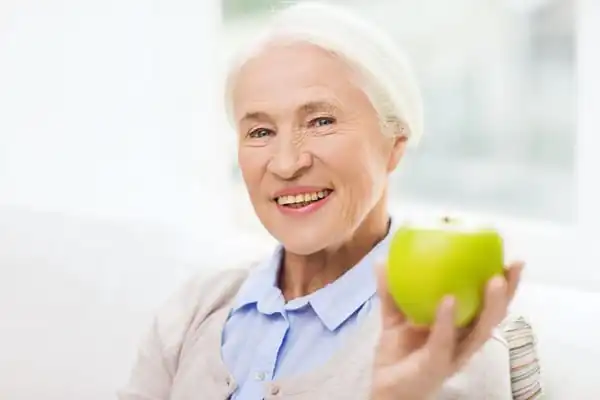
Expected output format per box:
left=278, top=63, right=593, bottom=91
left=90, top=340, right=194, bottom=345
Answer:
left=221, top=0, right=575, bottom=225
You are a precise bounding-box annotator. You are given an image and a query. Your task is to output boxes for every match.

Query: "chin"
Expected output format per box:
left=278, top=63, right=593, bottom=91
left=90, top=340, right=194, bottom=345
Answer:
left=271, top=229, right=331, bottom=256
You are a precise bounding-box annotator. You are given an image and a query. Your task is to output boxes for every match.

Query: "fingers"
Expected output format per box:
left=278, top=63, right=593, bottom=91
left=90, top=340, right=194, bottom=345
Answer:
left=375, top=261, right=407, bottom=329
left=376, top=259, right=525, bottom=374
left=505, top=261, right=524, bottom=303
left=450, top=261, right=523, bottom=368
left=426, top=296, right=458, bottom=362
left=455, top=275, right=508, bottom=367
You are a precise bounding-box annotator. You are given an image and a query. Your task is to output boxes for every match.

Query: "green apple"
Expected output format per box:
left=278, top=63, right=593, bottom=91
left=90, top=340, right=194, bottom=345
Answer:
left=386, top=216, right=504, bottom=327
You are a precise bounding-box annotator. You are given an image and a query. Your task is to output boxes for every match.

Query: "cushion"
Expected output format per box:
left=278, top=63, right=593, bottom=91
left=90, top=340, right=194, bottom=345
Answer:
left=500, top=316, right=544, bottom=399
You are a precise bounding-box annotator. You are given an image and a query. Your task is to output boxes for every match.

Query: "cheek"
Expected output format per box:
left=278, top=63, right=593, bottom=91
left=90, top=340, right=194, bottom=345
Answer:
left=312, top=134, right=387, bottom=209
left=314, top=132, right=387, bottom=185
left=238, top=149, right=265, bottom=191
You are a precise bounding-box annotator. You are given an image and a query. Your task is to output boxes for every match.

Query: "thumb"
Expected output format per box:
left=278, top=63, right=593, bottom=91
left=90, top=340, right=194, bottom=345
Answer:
left=376, top=261, right=407, bottom=328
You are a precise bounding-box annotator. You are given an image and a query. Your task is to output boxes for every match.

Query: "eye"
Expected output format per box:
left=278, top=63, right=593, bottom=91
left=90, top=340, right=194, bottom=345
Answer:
left=247, top=128, right=274, bottom=139
left=309, top=117, right=336, bottom=128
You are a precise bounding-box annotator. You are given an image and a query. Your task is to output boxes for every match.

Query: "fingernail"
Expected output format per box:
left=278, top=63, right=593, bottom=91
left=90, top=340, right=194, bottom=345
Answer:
left=489, top=275, right=507, bottom=290
left=513, top=264, right=525, bottom=276
left=510, top=261, right=526, bottom=271
left=442, top=295, right=455, bottom=310
left=439, top=296, right=456, bottom=322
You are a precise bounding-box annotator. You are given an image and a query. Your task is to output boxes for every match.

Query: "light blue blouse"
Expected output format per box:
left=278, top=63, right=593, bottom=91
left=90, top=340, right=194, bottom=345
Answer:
left=220, top=223, right=394, bottom=399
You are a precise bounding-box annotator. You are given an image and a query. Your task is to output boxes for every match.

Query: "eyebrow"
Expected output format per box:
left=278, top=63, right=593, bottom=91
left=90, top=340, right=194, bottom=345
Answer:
left=239, top=100, right=339, bottom=124
left=298, top=101, right=338, bottom=115
left=239, top=111, right=271, bottom=124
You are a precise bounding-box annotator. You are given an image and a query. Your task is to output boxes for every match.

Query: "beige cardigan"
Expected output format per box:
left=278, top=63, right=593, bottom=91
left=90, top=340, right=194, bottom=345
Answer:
left=119, top=266, right=513, bottom=399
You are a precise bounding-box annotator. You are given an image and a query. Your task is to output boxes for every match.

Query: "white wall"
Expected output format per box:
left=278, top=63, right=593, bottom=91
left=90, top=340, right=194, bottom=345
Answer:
left=0, top=1, right=241, bottom=398
left=0, top=0, right=232, bottom=236
left=576, top=0, right=600, bottom=289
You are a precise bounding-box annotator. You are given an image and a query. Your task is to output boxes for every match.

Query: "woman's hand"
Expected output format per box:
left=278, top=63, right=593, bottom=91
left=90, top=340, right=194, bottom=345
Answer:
left=371, top=261, right=524, bottom=400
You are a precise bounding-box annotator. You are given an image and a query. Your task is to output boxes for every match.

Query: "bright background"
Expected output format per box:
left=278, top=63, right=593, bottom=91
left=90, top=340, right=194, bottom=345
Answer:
left=221, top=0, right=599, bottom=291
left=0, top=0, right=599, bottom=398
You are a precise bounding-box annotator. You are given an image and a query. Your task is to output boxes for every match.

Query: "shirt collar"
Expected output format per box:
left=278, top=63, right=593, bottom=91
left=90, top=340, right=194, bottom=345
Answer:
left=232, top=217, right=398, bottom=330
left=308, top=222, right=395, bottom=331
left=231, top=246, right=284, bottom=315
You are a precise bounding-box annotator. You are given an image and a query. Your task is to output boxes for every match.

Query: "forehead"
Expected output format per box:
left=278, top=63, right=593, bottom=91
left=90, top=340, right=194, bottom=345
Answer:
left=232, top=42, right=366, bottom=116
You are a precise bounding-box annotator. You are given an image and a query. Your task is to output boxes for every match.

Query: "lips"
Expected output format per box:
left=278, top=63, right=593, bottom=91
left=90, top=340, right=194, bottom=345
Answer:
left=272, top=186, right=334, bottom=214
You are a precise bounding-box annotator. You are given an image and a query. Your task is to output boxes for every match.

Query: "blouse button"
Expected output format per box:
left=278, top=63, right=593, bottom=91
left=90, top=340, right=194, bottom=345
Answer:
left=270, top=385, right=280, bottom=395
left=256, top=371, right=268, bottom=381
left=225, top=376, right=232, bottom=386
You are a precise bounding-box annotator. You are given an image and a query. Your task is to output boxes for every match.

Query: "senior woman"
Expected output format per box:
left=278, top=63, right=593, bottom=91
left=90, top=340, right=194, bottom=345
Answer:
left=120, top=3, right=523, bottom=400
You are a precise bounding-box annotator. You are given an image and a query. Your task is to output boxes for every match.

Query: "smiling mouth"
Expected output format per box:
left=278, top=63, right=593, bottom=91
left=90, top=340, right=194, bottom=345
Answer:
left=275, top=189, right=332, bottom=209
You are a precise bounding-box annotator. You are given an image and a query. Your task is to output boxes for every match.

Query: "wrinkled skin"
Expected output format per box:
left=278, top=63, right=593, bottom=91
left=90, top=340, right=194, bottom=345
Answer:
left=231, top=40, right=523, bottom=400
left=233, top=42, right=405, bottom=297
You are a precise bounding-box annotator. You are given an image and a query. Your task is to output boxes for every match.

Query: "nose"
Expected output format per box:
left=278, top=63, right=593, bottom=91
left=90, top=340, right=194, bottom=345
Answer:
left=267, top=134, right=313, bottom=180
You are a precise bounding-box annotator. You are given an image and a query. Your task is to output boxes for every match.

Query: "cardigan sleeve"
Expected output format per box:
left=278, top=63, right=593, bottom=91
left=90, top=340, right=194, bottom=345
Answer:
left=117, top=272, right=215, bottom=400
left=117, top=317, right=174, bottom=400
left=117, top=267, right=250, bottom=400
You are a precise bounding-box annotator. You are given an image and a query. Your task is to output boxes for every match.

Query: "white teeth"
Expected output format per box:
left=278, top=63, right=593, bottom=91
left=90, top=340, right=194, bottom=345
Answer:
left=276, top=196, right=289, bottom=205
left=276, top=190, right=331, bottom=205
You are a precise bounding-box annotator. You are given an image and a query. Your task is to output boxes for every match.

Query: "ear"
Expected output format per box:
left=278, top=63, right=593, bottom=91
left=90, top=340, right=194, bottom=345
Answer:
left=387, top=134, right=408, bottom=173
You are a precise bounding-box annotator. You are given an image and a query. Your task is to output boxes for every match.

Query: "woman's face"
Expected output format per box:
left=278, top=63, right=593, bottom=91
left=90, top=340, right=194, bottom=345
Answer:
left=233, top=42, right=405, bottom=255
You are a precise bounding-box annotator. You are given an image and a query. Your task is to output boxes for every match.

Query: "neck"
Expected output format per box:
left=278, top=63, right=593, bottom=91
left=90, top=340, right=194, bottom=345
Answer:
left=279, top=199, right=390, bottom=301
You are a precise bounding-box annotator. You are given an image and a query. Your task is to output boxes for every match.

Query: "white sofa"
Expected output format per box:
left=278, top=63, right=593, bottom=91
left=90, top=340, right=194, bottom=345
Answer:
left=1, top=207, right=598, bottom=399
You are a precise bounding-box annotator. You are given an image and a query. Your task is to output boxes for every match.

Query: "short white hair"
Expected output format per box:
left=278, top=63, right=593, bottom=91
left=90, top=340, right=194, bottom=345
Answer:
left=224, top=1, right=424, bottom=145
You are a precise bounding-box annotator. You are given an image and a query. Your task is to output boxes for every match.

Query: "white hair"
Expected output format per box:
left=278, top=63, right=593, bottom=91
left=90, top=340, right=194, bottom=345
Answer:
left=224, top=1, right=424, bottom=145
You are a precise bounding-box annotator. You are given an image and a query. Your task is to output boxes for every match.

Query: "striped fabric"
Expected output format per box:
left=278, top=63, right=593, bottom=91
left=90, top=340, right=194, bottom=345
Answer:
left=501, top=316, right=544, bottom=399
